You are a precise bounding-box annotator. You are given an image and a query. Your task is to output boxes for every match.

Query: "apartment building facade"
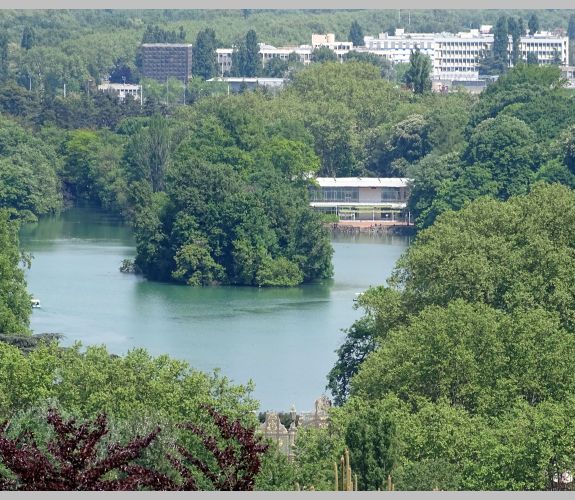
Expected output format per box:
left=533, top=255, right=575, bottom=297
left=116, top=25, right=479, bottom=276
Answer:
left=215, top=33, right=350, bottom=75
left=153, top=30, right=568, bottom=83
left=365, top=28, right=568, bottom=80
left=141, top=43, right=194, bottom=82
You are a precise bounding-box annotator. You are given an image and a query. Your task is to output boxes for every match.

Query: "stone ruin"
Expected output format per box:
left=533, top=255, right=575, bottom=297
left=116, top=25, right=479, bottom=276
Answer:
left=259, top=395, right=332, bottom=459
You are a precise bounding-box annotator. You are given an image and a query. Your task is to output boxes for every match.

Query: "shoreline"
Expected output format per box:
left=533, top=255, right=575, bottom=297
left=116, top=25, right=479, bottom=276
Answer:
left=327, top=221, right=416, bottom=236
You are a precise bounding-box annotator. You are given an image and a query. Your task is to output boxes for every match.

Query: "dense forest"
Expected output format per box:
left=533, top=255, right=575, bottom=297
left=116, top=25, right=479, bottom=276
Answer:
left=1, top=9, right=575, bottom=491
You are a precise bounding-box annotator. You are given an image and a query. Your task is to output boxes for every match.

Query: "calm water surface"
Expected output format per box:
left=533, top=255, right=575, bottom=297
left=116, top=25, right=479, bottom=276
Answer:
left=20, top=209, right=409, bottom=411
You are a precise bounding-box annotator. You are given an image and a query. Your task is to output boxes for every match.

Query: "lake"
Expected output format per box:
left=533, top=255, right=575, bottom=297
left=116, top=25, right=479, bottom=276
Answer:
left=20, top=208, right=409, bottom=412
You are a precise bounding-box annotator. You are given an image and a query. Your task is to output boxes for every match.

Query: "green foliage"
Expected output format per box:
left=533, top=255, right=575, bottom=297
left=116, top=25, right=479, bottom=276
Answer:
left=327, top=317, right=377, bottom=406
left=353, top=301, right=575, bottom=415
left=331, top=184, right=575, bottom=406
left=344, top=399, right=397, bottom=490
left=125, top=94, right=333, bottom=287
left=0, top=117, right=62, bottom=216
left=315, top=185, right=575, bottom=490
left=403, top=47, right=431, bottom=94
left=569, top=14, right=575, bottom=39
left=142, top=23, right=186, bottom=43
left=231, top=30, right=260, bottom=77
left=562, top=124, right=575, bottom=174
left=343, top=51, right=394, bottom=79
left=255, top=256, right=304, bottom=287
left=263, top=57, right=289, bottom=78
left=528, top=12, right=540, bottom=35
left=292, top=424, right=346, bottom=490
left=20, top=26, right=35, bottom=50
left=311, top=47, right=338, bottom=64
left=493, top=16, right=509, bottom=71
left=0, top=34, right=8, bottom=83
left=393, top=458, right=463, bottom=491
left=244, top=29, right=259, bottom=77
left=463, top=114, right=537, bottom=198
left=192, top=28, right=217, bottom=80
left=0, top=341, right=257, bottom=423
left=508, top=17, right=522, bottom=66
left=172, top=239, right=226, bottom=286
left=393, top=184, right=575, bottom=329
left=536, top=158, right=575, bottom=188
left=348, top=20, right=364, bottom=47
left=0, top=211, right=31, bottom=336
left=368, top=114, right=432, bottom=176
left=254, top=445, right=297, bottom=491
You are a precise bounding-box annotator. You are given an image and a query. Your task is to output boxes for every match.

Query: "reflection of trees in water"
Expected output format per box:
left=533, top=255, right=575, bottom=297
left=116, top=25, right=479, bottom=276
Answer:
left=19, top=206, right=134, bottom=252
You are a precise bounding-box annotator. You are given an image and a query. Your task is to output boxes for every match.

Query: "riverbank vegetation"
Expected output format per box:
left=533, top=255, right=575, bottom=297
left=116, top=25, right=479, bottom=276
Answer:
left=314, top=184, right=575, bottom=490
left=1, top=9, right=575, bottom=490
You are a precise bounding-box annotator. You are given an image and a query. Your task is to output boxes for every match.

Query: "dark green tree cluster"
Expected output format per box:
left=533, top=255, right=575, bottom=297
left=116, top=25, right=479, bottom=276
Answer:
left=142, top=24, right=186, bottom=43
left=348, top=21, right=364, bottom=47
left=192, top=28, right=218, bottom=80
left=408, top=64, right=575, bottom=229
left=528, top=12, right=540, bottom=35
left=20, top=26, right=35, bottom=50
left=313, top=184, right=575, bottom=490
left=478, top=15, right=510, bottom=75
left=0, top=117, right=62, bottom=218
left=231, top=30, right=260, bottom=77
left=403, top=47, right=431, bottom=94
left=124, top=98, right=332, bottom=287
left=0, top=210, right=31, bottom=336
left=311, top=47, right=338, bottom=64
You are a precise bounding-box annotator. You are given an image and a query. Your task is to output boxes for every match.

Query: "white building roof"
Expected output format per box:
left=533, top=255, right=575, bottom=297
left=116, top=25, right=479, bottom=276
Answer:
left=206, top=77, right=286, bottom=85
left=98, top=83, right=141, bottom=91
left=315, top=177, right=409, bottom=188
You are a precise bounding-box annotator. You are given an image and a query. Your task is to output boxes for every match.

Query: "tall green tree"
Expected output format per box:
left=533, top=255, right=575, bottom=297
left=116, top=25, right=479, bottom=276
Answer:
left=123, top=114, right=171, bottom=193
left=568, top=14, right=575, bottom=39
left=569, top=14, right=575, bottom=65
left=349, top=20, right=364, bottom=47
left=528, top=13, right=539, bottom=35
left=0, top=34, right=8, bottom=83
left=192, top=28, right=217, bottom=80
left=403, top=47, right=431, bottom=94
left=231, top=40, right=245, bottom=77
left=20, top=26, right=35, bottom=51
left=244, top=29, right=259, bottom=77
left=507, top=17, right=522, bottom=65
left=492, top=16, right=509, bottom=73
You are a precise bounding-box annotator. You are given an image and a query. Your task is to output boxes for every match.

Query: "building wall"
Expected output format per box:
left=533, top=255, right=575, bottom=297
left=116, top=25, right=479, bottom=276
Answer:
left=359, top=187, right=383, bottom=203
left=215, top=31, right=569, bottom=80
left=141, top=44, right=193, bottom=82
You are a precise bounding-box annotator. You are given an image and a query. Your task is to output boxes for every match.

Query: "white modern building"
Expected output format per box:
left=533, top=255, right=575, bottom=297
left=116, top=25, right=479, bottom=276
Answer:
left=216, top=33, right=351, bottom=75
left=206, top=77, right=287, bottom=93
left=215, top=30, right=568, bottom=82
left=363, top=28, right=435, bottom=64
left=367, top=28, right=568, bottom=81
left=561, top=65, right=575, bottom=88
left=309, top=177, right=411, bottom=222
left=97, top=82, right=142, bottom=102
left=434, top=30, right=568, bottom=80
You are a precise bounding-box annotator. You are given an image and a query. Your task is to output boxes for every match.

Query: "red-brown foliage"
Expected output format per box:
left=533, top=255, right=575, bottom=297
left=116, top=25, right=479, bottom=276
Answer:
left=0, top=405, right=268, bottom=491
left=166, top=405, right=269, bottom=490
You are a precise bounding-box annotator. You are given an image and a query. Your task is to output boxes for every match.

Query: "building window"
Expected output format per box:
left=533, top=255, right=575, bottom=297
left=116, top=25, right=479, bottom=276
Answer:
left=310, top=187, right=359, bottom=202
left=382, top=187, right=401, bottom=202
